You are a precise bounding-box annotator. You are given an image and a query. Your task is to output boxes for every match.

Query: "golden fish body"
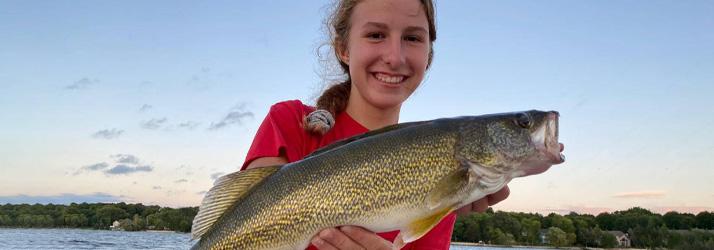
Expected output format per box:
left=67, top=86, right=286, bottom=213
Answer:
left=190, top=111, right=565, bottom=250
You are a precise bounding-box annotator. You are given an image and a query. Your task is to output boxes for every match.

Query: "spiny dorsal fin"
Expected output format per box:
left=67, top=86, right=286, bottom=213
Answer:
left=303, top=120, right=430, bottom=159
left=190, top=165, right=282, bottom=240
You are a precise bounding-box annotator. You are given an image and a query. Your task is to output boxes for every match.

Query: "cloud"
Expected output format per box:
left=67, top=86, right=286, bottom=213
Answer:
left=65, top=78, right=99, bottom=90
left=104, top=165, right=153, bottom=175
left=141, top=118, right=168, bottom=130
left=175, top=179, right=188, bottom=183
left=152, top=186, right=162, bottom=190
left=178, top=121, right=200, bottom=130
left=73, top=162, right=109, bottom=175
left=613, top=191, right=666, bottom=199
left=91, top=129, right=124, bottom=140
left=139, top=104, right=153, bottom=112
left=165, top=190, right=185, bottom=196
left=178, top=165, right=193, bottom=175
left=207, top=103, right=254, bottom=131
left=196, top=191, right=207, bottom=195
left=112, top=154, right=139, bottom=164
left=211, top=172, right=225, bottom=180
left=0, top=192, right=127, bottom=205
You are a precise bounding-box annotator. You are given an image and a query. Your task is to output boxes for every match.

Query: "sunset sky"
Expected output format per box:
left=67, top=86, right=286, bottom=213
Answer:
left=1, top=0, right=713, bottom=215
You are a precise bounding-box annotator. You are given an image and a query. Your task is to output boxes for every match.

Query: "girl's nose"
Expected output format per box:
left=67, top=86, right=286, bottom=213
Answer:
left=382, top=38, right=406, bottom=68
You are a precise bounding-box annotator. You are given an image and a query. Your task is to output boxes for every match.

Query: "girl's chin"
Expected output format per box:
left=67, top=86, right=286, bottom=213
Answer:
left=366, top=95, right=408, bottom=109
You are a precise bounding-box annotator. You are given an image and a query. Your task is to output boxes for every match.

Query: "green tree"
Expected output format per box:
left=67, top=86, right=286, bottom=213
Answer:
left=668, top=231, right=684, bottom=249
left=132, top=214, right=142, bottom=230
left=596, top=212, right=615, bottom=231
left=119, top=218, right=135, bottom=231
left=577, top=226, right=603, bottom=247
left=96, top=205, right=129, bottom=226
left=492, top=211, right=521, bottom=242
left=601, top=232, right=618, bottom=248
left=179, top=220, right=191, bottom=233
left=521, top=218, right=542, bottom=245
left=0, top=215, right=12, bottom=227
left=696, top=211, right=714, bottom=229
left=545, top=227, right=568, bottom=247
left=488, top=227, right=515, bottom=246
left=664, top=211, right=697, bottom=230
left=550, top=214, right=575, bottom=235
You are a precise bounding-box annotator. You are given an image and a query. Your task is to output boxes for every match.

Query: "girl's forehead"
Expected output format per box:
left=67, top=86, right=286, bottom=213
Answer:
left=352, top=0, right=427, bottom=26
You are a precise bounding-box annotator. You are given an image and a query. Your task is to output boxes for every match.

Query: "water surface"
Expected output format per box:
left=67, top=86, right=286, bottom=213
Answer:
left=0, top=229, right=544, bottom=250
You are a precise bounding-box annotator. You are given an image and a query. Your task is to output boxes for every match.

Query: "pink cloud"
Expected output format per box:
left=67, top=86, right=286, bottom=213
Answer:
left=613, top=191, right=666, bottom=198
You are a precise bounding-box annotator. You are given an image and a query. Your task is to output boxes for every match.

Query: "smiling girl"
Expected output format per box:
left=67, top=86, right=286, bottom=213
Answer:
left=241, top=0, right=510, bottom=249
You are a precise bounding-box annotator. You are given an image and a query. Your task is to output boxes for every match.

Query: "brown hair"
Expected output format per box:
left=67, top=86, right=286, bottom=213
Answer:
left=305, top=0, right=437, bottom=135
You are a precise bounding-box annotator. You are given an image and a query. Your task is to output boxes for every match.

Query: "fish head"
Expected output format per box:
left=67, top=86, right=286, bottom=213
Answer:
left=459, top=110, right=564, bottom=178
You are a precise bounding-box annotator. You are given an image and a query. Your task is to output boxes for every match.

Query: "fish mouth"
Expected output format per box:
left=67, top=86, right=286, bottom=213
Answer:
left=531, top=111, right=565, bottom=165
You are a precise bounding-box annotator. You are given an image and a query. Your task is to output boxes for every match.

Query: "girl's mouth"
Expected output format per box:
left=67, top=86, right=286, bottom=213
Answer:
left=373, top=72, right=406, bottom=84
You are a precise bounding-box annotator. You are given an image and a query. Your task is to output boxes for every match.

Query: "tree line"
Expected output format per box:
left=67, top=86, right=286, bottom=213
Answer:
left=0, top=202, right=197, bottom=233
left=2, top=203, right=713, bottom=249
left=452, top=207, right=714, bottom=250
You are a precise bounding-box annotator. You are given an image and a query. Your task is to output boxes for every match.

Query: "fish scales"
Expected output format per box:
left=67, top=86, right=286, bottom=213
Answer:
left=200, top=122, right=460, bottom=249
left=191, top=112, right=565, bottom=250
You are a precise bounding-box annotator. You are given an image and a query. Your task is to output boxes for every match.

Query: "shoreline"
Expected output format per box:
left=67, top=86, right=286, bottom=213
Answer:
left=450, top=242, right=647, bottom=250
left=451, top=242, right=580, bottom=249
left=0, top=227, right=185, bottom=234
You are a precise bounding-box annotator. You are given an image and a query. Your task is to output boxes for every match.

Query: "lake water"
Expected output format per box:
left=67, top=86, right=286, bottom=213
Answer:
left=0, top=229, right=537, bottom=250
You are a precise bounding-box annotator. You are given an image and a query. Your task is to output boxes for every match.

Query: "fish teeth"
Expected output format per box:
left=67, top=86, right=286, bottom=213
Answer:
left=375, top=73, right=404, bottom=83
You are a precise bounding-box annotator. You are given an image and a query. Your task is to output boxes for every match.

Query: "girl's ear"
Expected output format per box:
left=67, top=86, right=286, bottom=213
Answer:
left=336, top=41, right=350, bottom=65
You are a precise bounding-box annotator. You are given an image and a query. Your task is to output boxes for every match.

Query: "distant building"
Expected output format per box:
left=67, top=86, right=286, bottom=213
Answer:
left=607, top=231, right=631, bottom=247
left=110, top=220, right=122, bottom=231
left=539, top=229, right=549, bottom=244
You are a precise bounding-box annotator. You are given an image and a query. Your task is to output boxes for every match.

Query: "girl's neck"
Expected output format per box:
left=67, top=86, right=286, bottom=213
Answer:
left=344, top=97, right=401, bottom=131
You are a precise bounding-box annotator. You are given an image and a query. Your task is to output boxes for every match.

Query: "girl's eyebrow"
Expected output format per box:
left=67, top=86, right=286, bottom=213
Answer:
left=362, top=22, right=388, bottom=29
left=362, top=22, right=428, bottom=33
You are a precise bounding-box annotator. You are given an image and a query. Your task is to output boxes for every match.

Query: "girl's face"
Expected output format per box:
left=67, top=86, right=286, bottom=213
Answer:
left=341, top=0, right=430, bottom=111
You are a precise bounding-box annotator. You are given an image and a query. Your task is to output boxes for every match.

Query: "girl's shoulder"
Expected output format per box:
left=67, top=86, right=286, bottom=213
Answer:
left=269, top=99, right=315, bottom=120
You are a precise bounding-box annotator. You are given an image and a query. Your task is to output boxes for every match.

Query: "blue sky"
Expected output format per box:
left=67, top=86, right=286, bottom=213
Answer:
left=1, top=0, right=713, bottom=215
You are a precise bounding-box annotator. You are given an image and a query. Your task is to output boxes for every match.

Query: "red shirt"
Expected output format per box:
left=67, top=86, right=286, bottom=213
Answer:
left=242, top=100, right=455, bottom=250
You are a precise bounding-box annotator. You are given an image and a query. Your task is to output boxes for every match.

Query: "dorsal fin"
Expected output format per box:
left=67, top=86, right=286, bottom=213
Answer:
left=303, top=120, right=430, bottom=159
left=190, top=165, right=282, bottom=240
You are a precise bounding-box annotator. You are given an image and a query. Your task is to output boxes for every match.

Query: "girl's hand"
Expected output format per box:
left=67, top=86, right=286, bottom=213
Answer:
left=454, top=185, right=510, bottom=215
left=311, top=186, right=509, bottom=250
left=311, top=226, right=393, bottom=250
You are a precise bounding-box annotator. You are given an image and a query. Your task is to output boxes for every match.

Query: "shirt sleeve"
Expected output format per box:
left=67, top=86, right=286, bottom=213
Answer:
left=241, top=100, right=306, bottom=170
left=407, top=213, right=456, bottom=250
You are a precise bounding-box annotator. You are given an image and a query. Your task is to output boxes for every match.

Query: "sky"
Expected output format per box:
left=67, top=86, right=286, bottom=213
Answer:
left=1, top=0, right=713, bottom=216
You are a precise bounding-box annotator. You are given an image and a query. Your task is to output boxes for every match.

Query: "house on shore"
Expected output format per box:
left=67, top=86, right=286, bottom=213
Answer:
left=110, top=220, right=123, bottom=231
left=606, top=231, right=631, bottom=247
left=539, top=229, right=549, bottom=244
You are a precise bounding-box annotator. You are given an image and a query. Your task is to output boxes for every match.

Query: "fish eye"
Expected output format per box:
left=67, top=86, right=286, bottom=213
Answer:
left=515, top=113, right=532, bottom=129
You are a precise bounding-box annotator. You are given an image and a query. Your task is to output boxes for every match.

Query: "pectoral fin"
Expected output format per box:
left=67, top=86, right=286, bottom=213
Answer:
left=393, top=206, right=456, bottom=248
left=425, top=165, right=477, bottom=210
left=190, top=165, right=282, bottom=240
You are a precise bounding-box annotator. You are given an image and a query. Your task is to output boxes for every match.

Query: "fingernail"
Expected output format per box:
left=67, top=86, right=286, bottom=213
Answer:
left=320, top=229, right=334, bottom=239
left=312, top=236, right=324, bottom=246
left=341, top=226, right=352, bottom=233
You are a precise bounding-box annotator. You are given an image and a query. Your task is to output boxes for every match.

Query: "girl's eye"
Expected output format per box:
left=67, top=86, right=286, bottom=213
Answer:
left=405, top=36, right=421, bottom=42
left=368, top=33, right=384, bottom=39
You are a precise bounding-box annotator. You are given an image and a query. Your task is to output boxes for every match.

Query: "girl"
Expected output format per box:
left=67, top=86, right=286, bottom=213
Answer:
left=241, top=0, right=510, bottom=249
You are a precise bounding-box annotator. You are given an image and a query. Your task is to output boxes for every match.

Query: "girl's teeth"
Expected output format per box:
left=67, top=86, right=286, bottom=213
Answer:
left=375, top=73, right=404, bottom=83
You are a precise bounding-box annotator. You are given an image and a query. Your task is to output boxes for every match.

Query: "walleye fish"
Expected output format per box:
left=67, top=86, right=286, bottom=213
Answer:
left=190, top=111, right=565, bottom=250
